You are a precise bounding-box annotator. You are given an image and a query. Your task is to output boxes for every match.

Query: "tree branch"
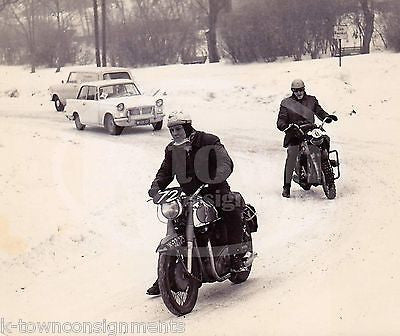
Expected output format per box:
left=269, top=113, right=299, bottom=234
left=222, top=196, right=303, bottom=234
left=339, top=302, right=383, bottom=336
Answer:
left=0, top=0, right=19, bottom=12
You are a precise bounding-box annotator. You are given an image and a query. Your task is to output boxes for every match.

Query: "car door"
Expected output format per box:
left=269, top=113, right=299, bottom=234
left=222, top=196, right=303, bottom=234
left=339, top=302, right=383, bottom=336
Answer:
left=84, top=86, right=100, bottom=125
left=76, top=86, right=90, bottom=124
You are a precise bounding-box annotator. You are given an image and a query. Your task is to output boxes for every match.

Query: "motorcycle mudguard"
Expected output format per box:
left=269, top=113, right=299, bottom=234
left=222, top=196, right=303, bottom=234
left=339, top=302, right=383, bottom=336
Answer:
left=307, top=144, right=322, bottom=184
left=156, top=234, right=186, bottom=253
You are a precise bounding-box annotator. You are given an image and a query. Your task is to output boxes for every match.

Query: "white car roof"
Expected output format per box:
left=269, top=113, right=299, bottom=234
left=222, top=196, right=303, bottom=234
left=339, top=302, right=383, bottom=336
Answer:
left=80, top=79, right=136, bottom=87
left=68, top=67, right=131, bottom=73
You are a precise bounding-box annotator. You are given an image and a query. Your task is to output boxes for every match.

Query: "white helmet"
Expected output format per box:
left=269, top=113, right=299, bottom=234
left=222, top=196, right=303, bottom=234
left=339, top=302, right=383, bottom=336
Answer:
left=167, top=110, right=192, bottom=128
left=291, top=79, right=305, bottom=90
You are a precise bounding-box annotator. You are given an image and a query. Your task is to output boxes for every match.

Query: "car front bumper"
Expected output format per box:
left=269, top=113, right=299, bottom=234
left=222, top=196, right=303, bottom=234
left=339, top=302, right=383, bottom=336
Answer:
left=114, top=114, right=164, bottom=127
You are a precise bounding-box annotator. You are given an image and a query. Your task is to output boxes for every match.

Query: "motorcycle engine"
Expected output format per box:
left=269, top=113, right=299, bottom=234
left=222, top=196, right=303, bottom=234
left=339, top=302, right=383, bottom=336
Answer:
left=308, top=128, right=325, bottom=146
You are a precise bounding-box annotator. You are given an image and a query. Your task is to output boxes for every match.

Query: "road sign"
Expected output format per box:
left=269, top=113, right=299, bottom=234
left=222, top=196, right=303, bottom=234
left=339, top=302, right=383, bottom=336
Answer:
left=334, top=25, right=348, bottom=40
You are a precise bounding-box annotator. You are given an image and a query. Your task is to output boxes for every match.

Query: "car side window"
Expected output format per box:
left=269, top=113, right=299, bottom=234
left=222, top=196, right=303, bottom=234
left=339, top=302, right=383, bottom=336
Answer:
left=87, top=86, right=97, bottom=100
left=103, top=72, right=131, bottom=80
left=77, top=86, right=88, bottom=99
left=77, top=72, right=98, bottom=83
left=67, top=72, right=78, bottom=83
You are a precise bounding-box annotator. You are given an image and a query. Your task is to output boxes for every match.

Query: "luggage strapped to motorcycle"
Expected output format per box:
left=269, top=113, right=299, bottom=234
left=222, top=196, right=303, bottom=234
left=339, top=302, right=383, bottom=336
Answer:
left=243, top=204, right=258, bottom=233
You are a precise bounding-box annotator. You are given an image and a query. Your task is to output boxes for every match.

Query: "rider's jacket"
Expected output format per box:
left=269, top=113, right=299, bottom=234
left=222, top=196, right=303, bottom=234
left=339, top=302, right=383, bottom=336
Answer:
left=277, top=94, right=329, bottom=147
left=150, top=131, right=233, bottom=196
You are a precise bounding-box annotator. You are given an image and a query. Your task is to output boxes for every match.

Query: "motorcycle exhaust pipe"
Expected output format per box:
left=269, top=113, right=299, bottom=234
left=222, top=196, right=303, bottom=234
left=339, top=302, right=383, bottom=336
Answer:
left=207, top=241, right=231, bottom=282
left=187, top=241, right=193, bottom=273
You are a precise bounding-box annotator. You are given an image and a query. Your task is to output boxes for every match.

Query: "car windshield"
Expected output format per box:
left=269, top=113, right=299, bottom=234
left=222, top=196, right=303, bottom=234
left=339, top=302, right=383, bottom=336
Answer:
left=99, top=83, right=140, bottom=99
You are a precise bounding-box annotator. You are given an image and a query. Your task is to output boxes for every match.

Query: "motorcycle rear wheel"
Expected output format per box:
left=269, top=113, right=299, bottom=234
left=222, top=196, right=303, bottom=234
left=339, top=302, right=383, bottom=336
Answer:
left=229, top=226, right=253, bottom=284
left=322, top=160, right=336, bottom=199
left=158, top=253, right=199, bottom=316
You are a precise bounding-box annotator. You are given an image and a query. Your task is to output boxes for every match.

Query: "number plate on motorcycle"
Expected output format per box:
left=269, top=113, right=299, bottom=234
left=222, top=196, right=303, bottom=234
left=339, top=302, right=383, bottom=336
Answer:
left=153, top=188, right=182, bottom=204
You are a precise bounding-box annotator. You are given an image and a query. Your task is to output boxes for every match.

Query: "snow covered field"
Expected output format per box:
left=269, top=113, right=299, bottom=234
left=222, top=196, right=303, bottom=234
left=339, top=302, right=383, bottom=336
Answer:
left=0, top=52, right=400, bottom=336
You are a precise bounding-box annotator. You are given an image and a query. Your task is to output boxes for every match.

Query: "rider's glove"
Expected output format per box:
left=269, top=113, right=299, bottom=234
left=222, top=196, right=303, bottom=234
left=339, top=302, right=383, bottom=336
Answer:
left=299, top=123, right=315, bottom=133
left=148, top=187, right=159, bottom=198
left=284, top=124, right=304, bottom=141
left=325, top=115, right=338, bottom=123
left=284, top=124, right=301, bottom=133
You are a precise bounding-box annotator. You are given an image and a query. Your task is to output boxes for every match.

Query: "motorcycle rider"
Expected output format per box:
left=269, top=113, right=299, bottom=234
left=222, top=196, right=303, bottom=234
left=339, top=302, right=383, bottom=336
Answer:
left=277, top=79, right=338, bottom=198
left=146, top=111, right=246, bottom=295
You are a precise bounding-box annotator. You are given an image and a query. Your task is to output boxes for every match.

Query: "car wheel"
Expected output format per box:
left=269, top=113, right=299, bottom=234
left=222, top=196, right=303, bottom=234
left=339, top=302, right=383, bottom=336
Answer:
left=54, top=96, right=65, bottom=112
left=74, top=113, right=86, bottom=130
left=104, top=114, right=124, bottom=135
left=152, top=120, right=163, bottom=131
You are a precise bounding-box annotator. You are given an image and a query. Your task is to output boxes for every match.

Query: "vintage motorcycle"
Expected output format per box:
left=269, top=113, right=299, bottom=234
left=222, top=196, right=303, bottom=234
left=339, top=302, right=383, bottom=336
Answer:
left=292, top=117, right=340, bottom=199
left=152, top=184, right=258, bottom=316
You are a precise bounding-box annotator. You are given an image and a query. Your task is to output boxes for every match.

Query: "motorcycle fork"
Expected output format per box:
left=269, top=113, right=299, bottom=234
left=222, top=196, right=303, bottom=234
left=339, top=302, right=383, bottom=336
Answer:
left=186, top=199, right=195, bottom=273
left=306, top=143, right=323, bottom=183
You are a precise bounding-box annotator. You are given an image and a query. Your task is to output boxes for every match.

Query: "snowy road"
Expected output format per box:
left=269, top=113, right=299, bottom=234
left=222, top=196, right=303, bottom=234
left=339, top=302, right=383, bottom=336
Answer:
left=1, top=53, right=400, bottom=335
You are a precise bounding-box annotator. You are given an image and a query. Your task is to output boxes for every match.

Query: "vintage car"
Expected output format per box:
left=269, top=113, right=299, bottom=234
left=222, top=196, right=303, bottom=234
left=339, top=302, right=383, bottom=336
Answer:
left=65, top=79, right=164, bottom=135
left=49, top=67, right=133, bottom=112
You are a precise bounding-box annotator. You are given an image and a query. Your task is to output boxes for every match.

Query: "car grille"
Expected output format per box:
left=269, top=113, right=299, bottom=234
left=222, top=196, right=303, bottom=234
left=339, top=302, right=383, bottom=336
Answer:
left=128, top=106, right=154, bottom=116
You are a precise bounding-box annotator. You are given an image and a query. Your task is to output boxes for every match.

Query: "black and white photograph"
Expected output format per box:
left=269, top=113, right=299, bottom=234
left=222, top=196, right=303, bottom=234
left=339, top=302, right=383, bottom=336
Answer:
left=1, top=0, right=399, bottom=335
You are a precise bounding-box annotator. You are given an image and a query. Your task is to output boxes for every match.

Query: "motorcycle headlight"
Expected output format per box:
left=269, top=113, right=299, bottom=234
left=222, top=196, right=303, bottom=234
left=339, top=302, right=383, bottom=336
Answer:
left=309, top=128, right=323, bottom=138
left=161, top=200, right=182, bottom=220
left=117, top=103, right=125, bottom=112
left=156, top=99, right=163, bottom=107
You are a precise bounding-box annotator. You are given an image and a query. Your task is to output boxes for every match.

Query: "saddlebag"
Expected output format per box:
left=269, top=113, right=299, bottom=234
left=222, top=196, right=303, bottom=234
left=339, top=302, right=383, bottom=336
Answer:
left=230, top=192, right=258, bottom=233
left=243, top=204, right=258, bottom=233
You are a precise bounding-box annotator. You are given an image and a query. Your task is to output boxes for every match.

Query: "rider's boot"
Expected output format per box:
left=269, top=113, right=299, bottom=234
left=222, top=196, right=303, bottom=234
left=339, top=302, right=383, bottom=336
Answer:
left=146, top=280, right=160, bottom=296
left=282, top=184, right=291, bottom=198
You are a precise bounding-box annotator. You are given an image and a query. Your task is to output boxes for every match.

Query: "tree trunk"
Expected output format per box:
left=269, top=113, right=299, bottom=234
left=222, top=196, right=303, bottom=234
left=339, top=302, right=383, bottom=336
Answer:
left=55, top=0, right=61, bottom=72
left=207, top=0, right=221, bottom=63
left=360, top=0, right=374, bottom=54
left=93, top=0, right=101, bottom=67
left=29, top=0, right=36, bottom=73
left=101, top=0, right=106, bottom=66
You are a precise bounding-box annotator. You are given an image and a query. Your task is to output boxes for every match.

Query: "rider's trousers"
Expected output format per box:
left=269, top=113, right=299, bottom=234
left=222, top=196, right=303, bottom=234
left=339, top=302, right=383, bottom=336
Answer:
left=284, top=145, right=300, bottom=186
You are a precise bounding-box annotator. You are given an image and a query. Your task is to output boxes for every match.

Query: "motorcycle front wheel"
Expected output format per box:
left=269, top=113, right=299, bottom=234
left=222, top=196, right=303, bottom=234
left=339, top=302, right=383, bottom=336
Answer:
left=158, top=253, right=199, bottom=316
left=321, top=160, right=336, bottom=199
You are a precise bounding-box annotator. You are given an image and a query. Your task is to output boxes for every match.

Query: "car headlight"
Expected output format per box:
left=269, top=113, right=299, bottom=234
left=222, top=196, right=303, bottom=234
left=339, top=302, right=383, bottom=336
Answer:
left=156, top=99, right=163, bottom=107
left=161, top=200, right=182, bottom=220
left=117, top=103, right=125, bottom=111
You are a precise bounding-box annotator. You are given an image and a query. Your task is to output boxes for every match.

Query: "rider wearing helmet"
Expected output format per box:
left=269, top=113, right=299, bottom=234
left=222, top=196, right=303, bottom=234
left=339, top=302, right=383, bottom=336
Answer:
left=146, top=111, right=245, bottom=295
left=277, top=79, right=338, bottom=198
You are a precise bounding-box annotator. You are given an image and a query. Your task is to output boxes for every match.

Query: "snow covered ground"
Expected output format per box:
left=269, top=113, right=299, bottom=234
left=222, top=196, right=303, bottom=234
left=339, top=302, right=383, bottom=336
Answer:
left=0, top=52, right=400, bottom=336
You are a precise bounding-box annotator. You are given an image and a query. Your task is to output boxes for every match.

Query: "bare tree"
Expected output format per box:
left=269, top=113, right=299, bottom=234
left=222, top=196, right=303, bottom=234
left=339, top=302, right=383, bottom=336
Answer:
left=359, top=0, right=375, bottom=54
left=93, top=0, right=101, bottom=66
left=10, top=0, right=38, bottom=73
left=0, top=0, right=19, bottom=12
left=50, top=0, right=62, bottom=71
left=195, top=0, right=231, bottom=63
